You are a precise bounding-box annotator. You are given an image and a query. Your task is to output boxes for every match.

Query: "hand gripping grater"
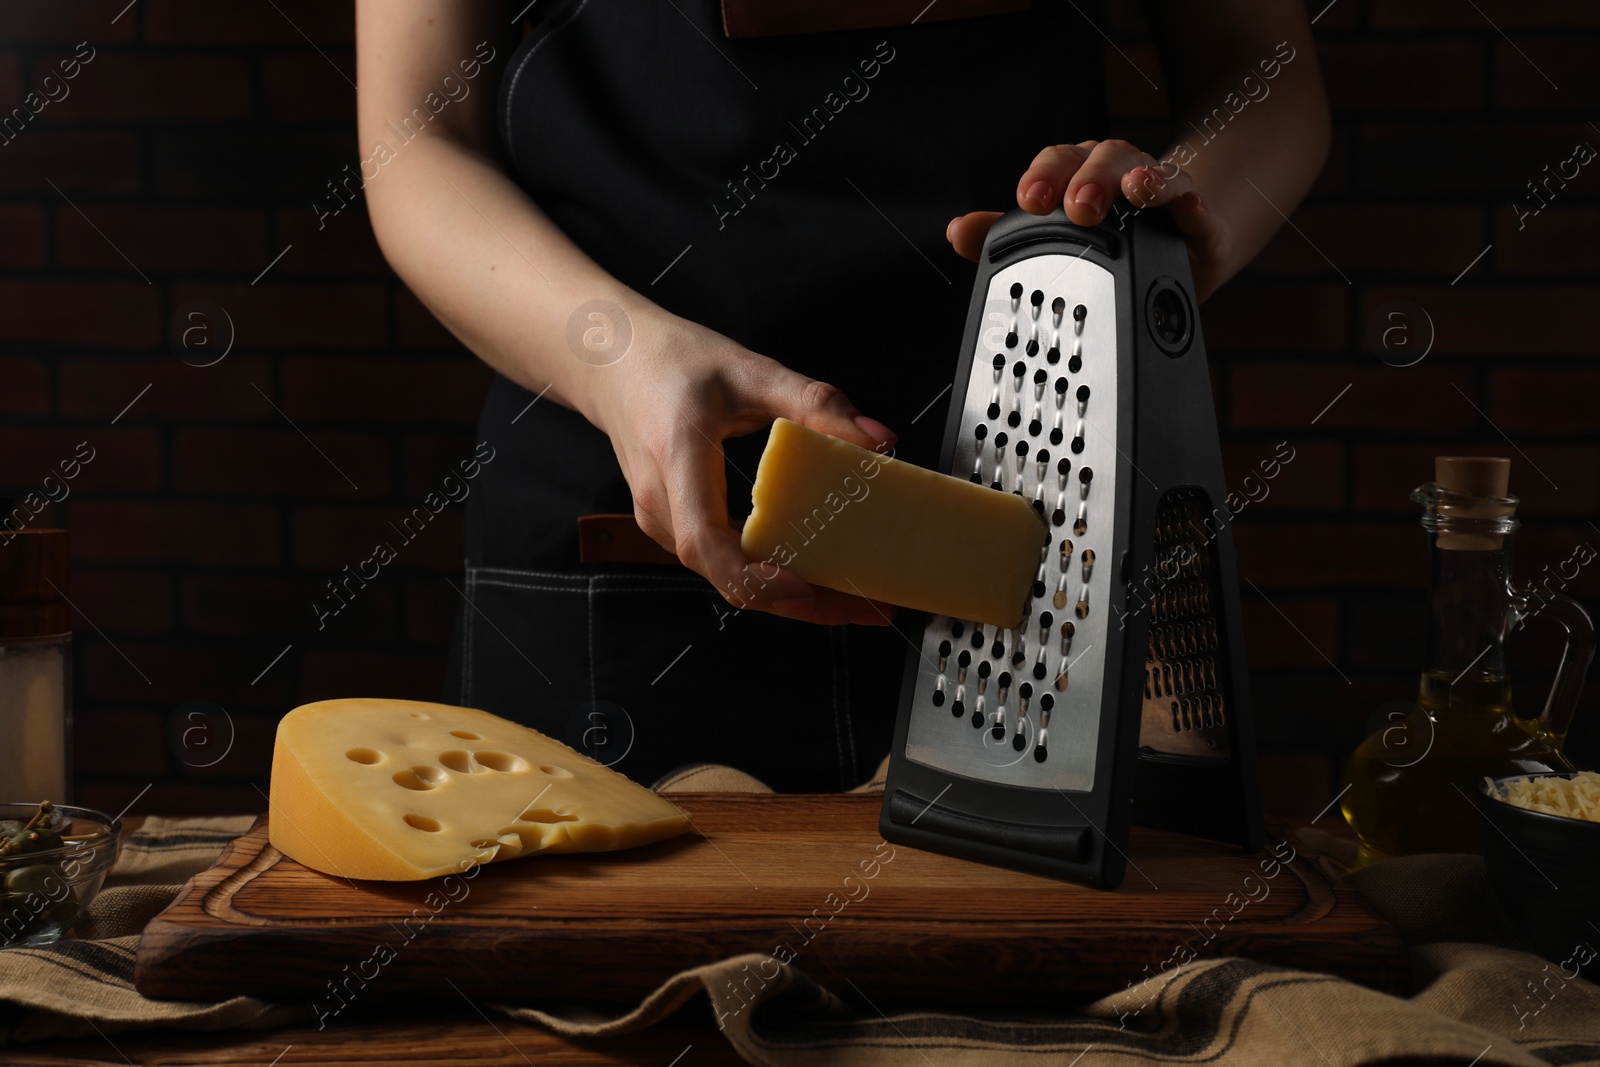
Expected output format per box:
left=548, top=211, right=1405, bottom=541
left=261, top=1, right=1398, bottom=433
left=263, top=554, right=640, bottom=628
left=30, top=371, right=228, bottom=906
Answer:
left=879, top=208, right=1264, bottom=889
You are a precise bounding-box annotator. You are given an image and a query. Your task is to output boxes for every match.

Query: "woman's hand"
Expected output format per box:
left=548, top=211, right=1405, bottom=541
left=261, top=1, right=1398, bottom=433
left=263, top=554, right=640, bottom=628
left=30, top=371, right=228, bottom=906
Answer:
left=587, top=310, right=899, bottom=627
left=946, top=139, right=1232, bottom=301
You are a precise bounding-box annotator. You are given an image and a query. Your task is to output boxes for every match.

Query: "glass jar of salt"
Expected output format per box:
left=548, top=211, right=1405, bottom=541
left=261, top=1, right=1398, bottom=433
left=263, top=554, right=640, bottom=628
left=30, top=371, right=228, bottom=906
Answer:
left=0, top=527, right=72, bottom=803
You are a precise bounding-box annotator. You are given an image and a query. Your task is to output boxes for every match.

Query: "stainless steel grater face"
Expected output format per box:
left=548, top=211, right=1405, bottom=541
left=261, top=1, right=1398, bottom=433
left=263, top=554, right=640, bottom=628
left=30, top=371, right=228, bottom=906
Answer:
left=901, top=251, right=1119, bottom=792
left=880, top=209, right=1263, bottom=890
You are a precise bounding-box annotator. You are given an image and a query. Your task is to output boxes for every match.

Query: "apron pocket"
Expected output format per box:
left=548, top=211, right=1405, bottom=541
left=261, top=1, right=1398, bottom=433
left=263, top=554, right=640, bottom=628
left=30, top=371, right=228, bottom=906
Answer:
left=457, top=565, right=874, bottom=791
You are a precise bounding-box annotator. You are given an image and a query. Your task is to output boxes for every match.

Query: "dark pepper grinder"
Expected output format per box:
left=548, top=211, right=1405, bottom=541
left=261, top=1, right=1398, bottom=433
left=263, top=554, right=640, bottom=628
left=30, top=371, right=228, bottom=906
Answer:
left=0, top=524, right=73, bottom=804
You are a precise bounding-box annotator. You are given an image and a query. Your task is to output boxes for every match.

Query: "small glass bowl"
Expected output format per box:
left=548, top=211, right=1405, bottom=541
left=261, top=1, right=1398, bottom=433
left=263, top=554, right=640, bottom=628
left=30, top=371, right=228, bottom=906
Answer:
left=0, top=802, right=121, bottom=948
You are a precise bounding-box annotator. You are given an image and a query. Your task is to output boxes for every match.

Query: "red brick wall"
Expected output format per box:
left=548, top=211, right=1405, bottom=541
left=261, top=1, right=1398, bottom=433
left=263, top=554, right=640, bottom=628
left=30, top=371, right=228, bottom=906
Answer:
left=1105, top=0, right=1600, bottom=811
left=2, top=0, right=1595, bottom=816
left=2, top=0, right=490, bottom=815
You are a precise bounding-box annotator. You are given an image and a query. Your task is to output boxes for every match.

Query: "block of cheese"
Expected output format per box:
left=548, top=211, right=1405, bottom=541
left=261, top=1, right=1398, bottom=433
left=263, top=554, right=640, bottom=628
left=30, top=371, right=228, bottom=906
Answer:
left=740, top=418, right=1048, bottom=629
left=268, top=698, right=690, bottom=881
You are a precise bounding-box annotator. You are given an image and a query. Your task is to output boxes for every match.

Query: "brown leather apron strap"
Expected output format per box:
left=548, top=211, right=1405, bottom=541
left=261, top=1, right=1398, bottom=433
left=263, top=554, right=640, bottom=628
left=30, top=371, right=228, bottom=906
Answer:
left=577, top=514, right=681, bottom=566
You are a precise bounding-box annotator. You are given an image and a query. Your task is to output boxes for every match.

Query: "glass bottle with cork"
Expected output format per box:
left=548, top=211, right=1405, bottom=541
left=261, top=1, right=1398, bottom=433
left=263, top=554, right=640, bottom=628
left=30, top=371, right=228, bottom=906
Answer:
left=0, top=523, right=73, bottom=804
left=1341, top=456, right=1595, bottom=866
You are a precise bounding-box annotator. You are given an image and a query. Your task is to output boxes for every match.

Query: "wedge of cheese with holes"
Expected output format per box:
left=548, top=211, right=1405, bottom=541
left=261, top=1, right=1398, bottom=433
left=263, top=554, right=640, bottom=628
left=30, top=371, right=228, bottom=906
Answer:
left=741, top=418, right=1048, bottom=629
left=268, top=698, right=691, bottom=881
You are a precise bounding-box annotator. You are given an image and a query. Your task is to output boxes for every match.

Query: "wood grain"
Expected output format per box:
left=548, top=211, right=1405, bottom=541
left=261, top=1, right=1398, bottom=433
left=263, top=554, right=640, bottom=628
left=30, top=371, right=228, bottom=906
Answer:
left=134, top=794, right=1407, bottom=1005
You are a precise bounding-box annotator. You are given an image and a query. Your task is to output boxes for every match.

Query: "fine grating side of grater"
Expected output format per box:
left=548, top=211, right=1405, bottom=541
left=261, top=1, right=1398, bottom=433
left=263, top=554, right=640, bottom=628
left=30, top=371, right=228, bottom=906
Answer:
left=879, top=208, right=1264, bottom=890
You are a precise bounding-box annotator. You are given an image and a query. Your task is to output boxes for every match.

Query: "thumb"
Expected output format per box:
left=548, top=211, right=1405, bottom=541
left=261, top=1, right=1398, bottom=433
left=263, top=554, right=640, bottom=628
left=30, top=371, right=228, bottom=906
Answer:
left=762, top=369, right=897, bottom=453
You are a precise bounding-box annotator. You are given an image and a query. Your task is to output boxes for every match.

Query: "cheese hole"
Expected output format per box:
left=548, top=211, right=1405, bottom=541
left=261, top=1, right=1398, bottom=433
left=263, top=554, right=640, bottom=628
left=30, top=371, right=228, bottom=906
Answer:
left=408, top=711, right=430, bottom=720
left=439, top=749, right=482, bottom=774
left=450, top=730, right=481, bottom=740
left=496, top=825, right=551, bottom=853
left=345, top=747, right=382, bottom=765
left=473, top=751, right=529, bottom=773
left=519, top=807, right=578, bottom=823
left=393, top=766, right=446, bottom=791
left=538, top=764, right=575, bottom=779
left=403, top=813, right=442, bottom=832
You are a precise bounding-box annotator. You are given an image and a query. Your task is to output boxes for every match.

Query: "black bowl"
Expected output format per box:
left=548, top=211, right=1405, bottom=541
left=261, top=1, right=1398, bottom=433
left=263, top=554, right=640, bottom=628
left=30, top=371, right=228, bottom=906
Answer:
left=1476, top=772, right=1600, bottom=977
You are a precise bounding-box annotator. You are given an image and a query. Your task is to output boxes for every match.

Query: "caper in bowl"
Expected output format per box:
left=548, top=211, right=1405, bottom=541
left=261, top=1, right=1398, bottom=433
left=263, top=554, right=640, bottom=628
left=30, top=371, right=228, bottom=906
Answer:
left=0, top=801, right=121, bottom=948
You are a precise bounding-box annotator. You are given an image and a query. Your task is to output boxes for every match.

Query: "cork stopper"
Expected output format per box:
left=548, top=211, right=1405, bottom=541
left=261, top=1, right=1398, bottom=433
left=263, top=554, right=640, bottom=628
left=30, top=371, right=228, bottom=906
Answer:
left=1436, top=456, right=1509, bottom=499
left=1433, top=456, right=1514, bottom=550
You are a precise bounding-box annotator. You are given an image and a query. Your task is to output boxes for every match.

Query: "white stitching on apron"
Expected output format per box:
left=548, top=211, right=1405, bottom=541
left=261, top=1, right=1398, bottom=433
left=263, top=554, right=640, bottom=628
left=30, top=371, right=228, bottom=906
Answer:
left=838, top=627, right=851, bottom=783
left=463, top=566, right=477, bottom=705
left=837, top=627, right=857, bottom=786
left=473, top=579, right=707, bottom=595
left=586, top=576, right=597, bottom=713
left=503, top=0, right=597, bottom=157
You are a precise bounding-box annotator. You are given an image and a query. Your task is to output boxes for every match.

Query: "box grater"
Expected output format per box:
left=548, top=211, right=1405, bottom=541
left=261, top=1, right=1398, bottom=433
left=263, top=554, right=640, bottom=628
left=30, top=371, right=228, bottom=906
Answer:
left=879, top=208, right=1264, bottom=889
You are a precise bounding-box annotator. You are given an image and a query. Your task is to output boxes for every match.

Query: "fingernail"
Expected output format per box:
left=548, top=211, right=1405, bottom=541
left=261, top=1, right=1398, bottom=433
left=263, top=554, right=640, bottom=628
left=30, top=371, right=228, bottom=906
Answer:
left=1073, top=183, right=1105, bottom=213
left=853, top=414, right=896, bottom=446
left=773, top=596, right=814, bottom=614
left=1024, top=180, right=1052, bottom=205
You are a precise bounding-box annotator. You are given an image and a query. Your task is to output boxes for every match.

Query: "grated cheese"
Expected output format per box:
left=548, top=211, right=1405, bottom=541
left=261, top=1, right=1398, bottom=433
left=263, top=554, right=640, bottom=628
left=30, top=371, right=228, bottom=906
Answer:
left=1485, top=770, right=1600, bottom=823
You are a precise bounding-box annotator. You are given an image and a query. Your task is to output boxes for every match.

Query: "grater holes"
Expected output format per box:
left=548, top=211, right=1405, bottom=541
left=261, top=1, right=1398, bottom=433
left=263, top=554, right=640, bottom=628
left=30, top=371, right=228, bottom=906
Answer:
left=1047, top=345, right=1060, bottom=364
left=1073, top=303, right=1087, bottom=322
left=1068, top=353, right=1082, bottom=374
left=951, top=620, right=965, bottom=638
left=1010, top=281, right=1024, bottom=300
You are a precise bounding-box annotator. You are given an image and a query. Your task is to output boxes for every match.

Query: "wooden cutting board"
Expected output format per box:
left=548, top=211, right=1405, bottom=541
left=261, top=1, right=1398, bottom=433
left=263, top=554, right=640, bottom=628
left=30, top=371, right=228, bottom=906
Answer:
left=134, top=794, right=1407, bottom=1004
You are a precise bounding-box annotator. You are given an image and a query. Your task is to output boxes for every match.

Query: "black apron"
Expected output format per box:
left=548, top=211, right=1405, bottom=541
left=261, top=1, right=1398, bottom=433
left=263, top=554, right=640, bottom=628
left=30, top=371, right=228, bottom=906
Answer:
left=445, top=0, right=1109, bottom=791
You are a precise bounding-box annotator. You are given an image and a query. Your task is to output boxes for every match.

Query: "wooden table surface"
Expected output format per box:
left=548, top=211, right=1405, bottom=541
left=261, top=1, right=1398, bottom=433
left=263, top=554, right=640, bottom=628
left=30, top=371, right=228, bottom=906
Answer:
left=20, top=810, right=1374, bottom=1065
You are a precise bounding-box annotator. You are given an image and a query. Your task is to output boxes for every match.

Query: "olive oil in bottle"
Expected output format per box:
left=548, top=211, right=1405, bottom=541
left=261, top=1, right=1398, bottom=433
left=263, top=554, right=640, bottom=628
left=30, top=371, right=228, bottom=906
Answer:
left=1340, top=457, right=1593, bottom=867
